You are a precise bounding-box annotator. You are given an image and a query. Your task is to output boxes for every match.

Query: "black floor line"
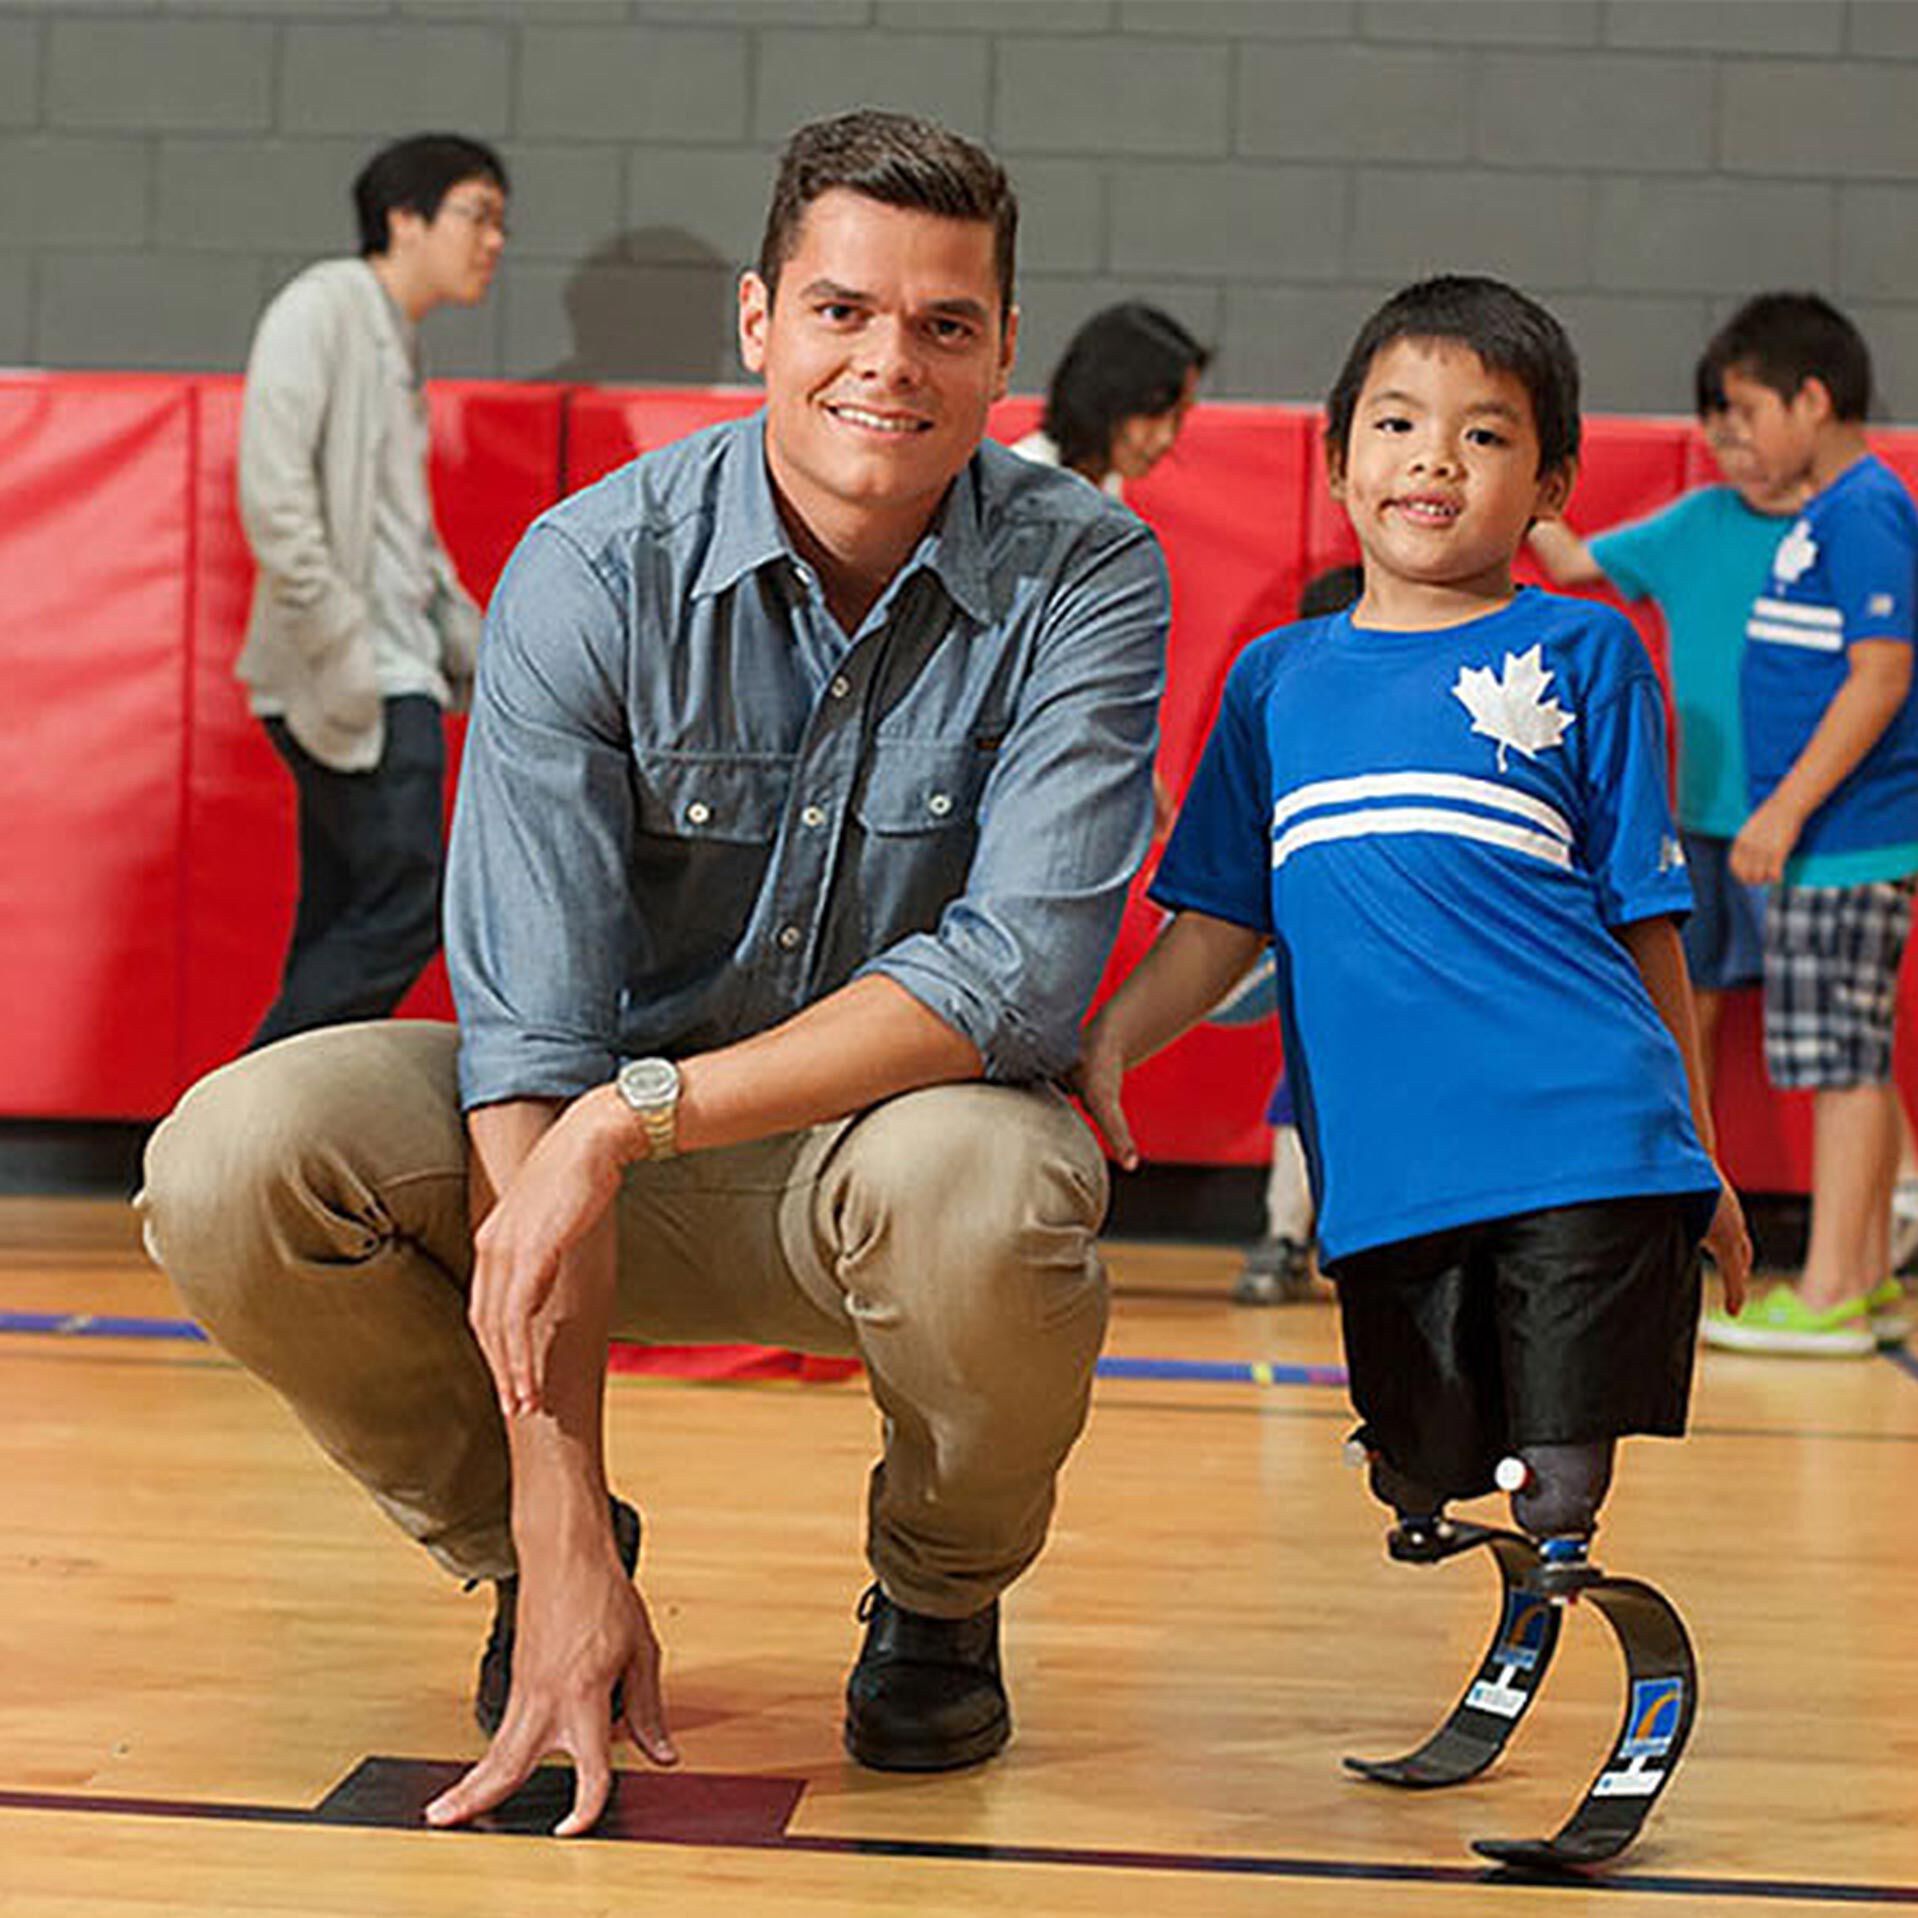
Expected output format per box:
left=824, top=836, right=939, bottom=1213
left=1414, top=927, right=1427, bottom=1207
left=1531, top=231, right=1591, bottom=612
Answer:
left=3, top=1761, right=1916, bottom=1906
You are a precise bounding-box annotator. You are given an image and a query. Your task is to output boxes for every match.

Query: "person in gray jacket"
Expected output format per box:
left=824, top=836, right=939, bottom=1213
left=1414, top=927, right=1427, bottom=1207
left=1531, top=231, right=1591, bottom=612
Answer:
left=238, top=133, right=509, bottom=1048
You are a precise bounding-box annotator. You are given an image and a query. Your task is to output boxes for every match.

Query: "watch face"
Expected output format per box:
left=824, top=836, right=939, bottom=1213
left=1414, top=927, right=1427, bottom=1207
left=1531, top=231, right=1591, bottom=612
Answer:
left=618, top=1057, right=680, bottom=1109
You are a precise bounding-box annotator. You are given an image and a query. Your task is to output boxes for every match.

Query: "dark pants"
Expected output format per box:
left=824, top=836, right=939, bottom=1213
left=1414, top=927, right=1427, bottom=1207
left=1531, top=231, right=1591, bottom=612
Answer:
left=250, top=695, right=446, bottom=1050
left=1328, top=1193, right=1708, bottom=1502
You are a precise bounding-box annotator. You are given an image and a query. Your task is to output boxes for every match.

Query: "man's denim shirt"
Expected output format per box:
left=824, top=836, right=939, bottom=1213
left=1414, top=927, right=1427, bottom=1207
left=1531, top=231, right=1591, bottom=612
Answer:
left=447, top=412, right=1169, bottom=1111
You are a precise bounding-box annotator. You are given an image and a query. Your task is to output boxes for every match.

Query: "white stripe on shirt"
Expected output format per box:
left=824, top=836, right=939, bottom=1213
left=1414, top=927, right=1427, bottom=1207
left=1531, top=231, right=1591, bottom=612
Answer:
left=1271, top=805, right=1575, bottom=872
left=1747, top=619, right=1846, bottom=651
left=1752, top=596, right=1842, bottom=629
left=1269, top=770, right=1573, bottom=843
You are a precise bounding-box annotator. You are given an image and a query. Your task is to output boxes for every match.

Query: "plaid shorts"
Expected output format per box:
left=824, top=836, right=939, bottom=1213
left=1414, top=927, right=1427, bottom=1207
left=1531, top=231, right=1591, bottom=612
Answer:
left=1762, top=878, right=1917, bottom=1089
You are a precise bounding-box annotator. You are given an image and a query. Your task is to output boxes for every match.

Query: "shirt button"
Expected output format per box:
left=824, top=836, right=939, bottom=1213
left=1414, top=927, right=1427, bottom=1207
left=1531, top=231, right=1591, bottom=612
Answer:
left=927, top=791, right=952, bottom=818
left=778, top=924, right=803, bottom=951
left=829, top=675, right=851, bottom=699
left=685, top=801, right=711, bottom=826
left=800, top=804, right=827, bottom=829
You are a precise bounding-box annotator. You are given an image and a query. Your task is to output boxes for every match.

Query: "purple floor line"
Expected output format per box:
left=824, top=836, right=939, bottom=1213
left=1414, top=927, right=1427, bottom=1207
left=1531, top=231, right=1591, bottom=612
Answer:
left=0, top=1310, right=1344, bottom=1387
left=19, top=1311, right=1913, bottom=1397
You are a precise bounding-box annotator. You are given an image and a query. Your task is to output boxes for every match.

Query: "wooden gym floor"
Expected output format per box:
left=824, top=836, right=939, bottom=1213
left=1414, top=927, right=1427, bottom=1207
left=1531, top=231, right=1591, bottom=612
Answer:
left=3, top=1195, right=1915, bottom=1916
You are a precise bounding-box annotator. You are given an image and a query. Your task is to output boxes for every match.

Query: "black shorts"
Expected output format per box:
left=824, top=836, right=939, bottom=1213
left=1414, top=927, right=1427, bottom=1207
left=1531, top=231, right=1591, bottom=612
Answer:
left=1326, top=1193, right=1708, bottom=1502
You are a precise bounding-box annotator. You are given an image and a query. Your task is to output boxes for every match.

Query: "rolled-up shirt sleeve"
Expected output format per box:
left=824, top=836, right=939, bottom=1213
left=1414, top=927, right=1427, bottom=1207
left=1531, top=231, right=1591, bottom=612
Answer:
left=863, top=517, right=1170, bottom=1081
left=446, top=522, right=641, bottom=1110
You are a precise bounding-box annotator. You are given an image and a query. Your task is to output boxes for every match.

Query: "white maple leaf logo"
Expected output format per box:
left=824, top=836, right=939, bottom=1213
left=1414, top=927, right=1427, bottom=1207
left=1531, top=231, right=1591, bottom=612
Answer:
left=1773, top=519, right=1818, bottom=585
left=1451, top=645, right=1576, bottom=771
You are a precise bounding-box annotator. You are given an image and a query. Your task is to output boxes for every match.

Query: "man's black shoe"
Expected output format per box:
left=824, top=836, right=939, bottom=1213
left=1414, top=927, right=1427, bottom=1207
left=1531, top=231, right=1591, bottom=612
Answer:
left=843, top=1583, right=1010, bottom=1771
left=473, top=1494, right=642, bottom=1735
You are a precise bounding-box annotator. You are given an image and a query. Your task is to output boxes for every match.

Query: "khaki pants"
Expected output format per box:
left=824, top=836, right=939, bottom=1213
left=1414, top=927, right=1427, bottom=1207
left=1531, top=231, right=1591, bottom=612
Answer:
left=138, top=1021, right=1110, bottom=1617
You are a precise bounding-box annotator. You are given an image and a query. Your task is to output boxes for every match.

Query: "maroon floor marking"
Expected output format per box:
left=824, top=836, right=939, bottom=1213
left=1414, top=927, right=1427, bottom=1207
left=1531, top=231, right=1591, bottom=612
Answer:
left=314, top=1757, right=806, bottom=1844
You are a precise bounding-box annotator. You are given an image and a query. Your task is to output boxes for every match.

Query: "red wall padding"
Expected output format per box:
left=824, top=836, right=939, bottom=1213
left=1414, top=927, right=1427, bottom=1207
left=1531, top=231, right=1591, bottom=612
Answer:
left=0, top=377, right=190, bottom=1118
left=8, top=368, right=1918, bottom=1195
left=566, top=386, right=762, bottom=490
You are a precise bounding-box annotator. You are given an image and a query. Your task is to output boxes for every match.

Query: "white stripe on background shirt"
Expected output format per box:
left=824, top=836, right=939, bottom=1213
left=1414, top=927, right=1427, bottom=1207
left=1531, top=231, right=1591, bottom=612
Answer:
left=1747, top=619, right=1845, bottom=651
left=1752, top=596, right=1841, bottom=628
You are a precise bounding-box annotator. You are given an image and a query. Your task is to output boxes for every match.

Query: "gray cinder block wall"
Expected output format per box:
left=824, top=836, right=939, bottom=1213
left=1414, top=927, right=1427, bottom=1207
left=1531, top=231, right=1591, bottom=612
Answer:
left=2, top=0, right=1916, bottom=415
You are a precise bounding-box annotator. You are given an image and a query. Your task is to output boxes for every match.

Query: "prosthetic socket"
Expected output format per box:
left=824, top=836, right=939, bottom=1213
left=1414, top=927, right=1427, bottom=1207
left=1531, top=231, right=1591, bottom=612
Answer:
left=1368, top=1439, right=1614, bottom=1544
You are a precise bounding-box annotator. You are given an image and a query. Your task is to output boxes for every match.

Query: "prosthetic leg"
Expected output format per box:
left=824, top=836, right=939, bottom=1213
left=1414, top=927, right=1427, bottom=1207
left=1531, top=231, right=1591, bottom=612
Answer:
left=1342, top=1432, right=1697, bottom=1872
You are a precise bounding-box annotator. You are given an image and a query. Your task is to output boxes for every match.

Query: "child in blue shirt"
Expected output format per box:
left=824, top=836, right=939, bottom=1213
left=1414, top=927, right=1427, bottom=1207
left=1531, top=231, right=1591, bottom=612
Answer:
left=1079, top=276, right=1749, bottom=1557
left=1696, top=294, right=1918, bottom=1358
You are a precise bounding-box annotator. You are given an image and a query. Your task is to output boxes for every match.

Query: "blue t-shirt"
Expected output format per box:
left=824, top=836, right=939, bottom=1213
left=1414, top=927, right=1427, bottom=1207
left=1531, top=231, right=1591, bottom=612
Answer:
left=1153, top=589, right=1717, bottom=1264
left=1742, top=454, right=1918, bottom=884
left=1590, top=486, right=1787, bottom=839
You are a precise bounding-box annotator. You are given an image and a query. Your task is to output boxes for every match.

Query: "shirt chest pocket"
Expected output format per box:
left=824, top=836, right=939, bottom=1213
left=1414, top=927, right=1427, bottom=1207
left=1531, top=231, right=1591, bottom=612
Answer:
left=632, top=753, right=792, bottom=845
left=852, top=740, right=993, bottom=838
left=847, top=740, right=994, bottom=951
left=628, top=755, right=790, bottom=968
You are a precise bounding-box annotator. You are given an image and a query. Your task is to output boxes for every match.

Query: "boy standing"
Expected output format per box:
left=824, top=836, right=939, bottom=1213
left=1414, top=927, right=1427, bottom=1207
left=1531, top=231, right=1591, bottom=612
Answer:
left=238, top=134, right=508, bottom=1048
left=1701, top=295, right=1918, bottom=1357
left=1080, top=276, right=1748, bottom=1570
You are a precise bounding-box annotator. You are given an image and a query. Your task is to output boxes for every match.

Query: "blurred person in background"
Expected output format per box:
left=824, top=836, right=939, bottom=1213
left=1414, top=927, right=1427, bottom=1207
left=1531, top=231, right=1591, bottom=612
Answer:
left=1017, top=301, right=1209, bottom=834
left=1015, top=300, right=1209, bottom=499
left=238, top=132, right=509, bottom=1049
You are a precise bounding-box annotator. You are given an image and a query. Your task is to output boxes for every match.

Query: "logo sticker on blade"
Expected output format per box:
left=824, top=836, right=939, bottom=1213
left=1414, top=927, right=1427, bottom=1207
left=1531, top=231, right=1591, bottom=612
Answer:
left=1621, top=1675, right=1683, bottom=1757
left=1593, top=1675, right=1685, bottom=1799
left=1493, top=1594, right=1552, bottom=1673
left=1465, top=1593, right=1552, bottom=1719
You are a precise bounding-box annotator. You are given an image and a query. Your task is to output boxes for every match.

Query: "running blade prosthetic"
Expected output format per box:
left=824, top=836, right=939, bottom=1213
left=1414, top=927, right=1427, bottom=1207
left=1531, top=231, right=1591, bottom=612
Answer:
left=1346, top=1525, right=1698, bottom=1872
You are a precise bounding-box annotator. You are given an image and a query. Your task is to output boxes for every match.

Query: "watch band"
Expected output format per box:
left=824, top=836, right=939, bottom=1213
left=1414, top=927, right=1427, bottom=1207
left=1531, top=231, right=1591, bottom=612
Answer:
left=635, top=1099, right=678, bottom=1161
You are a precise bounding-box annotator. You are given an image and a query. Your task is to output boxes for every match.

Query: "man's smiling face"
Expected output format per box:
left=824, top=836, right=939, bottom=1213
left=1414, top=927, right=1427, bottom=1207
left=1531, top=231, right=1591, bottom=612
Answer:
left=738, top=188, right=1016, bottom=535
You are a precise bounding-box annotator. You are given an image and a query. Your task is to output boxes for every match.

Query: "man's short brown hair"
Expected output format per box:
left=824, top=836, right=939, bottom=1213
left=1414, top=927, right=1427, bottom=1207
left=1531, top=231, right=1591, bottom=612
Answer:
left=758, top=109, right=1018, bottom=317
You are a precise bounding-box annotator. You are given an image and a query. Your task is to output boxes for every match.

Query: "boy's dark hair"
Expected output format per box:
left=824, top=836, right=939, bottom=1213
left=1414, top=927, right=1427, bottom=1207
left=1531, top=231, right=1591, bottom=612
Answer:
left=1691, top=348, right=1727, bottom=420
left=1323, top=275, right=1580, bottom=475
left=758, top=109, right=1017, bottom=317
left=1700, top=292, right=1873, bottom=422
left=1298, top=563, right=1364, bottom=620
left=352, top=133, right=508, bottom=257
left=1041, top=302, right=1211, bottom=474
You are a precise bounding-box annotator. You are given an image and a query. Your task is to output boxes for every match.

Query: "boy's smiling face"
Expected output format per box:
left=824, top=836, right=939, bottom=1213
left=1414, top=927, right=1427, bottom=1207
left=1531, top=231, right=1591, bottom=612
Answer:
left=1329, top=334, right=1572, bottom=626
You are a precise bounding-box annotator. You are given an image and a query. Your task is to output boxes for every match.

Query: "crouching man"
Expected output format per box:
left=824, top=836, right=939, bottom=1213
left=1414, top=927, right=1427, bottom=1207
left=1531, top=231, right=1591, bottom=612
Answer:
left=140, top=108, right=1168, bottom=1836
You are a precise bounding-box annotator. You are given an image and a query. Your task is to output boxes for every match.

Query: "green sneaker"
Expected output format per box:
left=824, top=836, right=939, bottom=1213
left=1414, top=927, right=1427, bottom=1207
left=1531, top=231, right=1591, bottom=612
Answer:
left=1702, top=1285, right=1875, bottom=1358
left=1866, top=1278, right=1910, bottom=1347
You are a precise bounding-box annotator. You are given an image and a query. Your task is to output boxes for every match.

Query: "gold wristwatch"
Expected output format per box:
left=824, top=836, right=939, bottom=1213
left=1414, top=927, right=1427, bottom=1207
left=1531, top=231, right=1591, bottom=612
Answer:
left=614, top=1057, right=682, bottom=1160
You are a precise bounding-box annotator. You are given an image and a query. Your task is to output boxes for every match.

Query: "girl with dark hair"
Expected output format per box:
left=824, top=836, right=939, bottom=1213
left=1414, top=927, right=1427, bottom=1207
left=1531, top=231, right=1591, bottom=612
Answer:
left=1015, top=301, right=1210, bottom=495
